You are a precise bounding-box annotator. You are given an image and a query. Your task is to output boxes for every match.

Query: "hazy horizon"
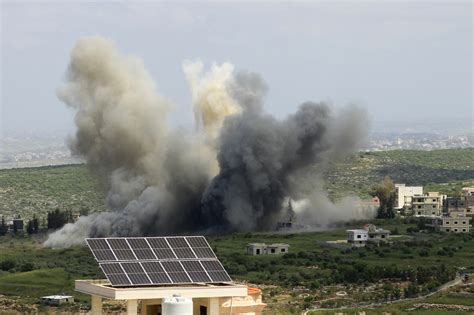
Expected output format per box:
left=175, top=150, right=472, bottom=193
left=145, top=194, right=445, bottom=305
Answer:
left=1, top=1, right=472, bottom=139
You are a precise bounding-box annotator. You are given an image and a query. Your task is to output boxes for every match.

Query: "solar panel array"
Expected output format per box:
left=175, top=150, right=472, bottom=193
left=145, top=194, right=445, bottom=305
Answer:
left=86, top=236, right=232, bottom=287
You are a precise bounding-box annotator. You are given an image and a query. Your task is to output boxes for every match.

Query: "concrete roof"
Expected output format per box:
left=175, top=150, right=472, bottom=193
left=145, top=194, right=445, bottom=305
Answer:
left=75, top=280, right=248, bottom=300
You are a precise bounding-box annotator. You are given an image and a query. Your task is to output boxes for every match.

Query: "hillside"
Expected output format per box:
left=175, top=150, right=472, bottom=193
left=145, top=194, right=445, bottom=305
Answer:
left=0, top=148, right=473, bottom=221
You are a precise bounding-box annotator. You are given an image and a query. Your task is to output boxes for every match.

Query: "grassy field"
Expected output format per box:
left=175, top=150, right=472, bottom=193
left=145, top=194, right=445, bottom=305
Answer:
left=0, top=164, right=106, bottom=222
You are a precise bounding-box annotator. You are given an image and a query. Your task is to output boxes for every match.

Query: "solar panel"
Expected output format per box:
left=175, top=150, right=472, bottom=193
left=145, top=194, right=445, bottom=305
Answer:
left=127, top=238, right=156, bottom=260
left=121, top=262, right=151, bottom=285
left=181, top=260, right=212, bottom=283
left=161, top=261, right=192, bottom=283
left=167, top=237, right=196, bottom=259
left=86, top=236, right=232, bottom=287
left=107, top=238, right=136, bottom=261
left=186, top=236, right=216, bottom=259
left=100, top=263, right=130, bottom=286
left=147, top=237, right=176, bottom=259
left=86, top=239, right=116, bottom=261
left=141, top=261, right=172, bottom=284
left=201, top=260, right=233, bottom=282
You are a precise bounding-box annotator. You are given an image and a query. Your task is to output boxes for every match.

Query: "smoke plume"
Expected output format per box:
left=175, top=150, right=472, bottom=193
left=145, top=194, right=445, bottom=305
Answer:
left=45, top=37, right=372, bottom=248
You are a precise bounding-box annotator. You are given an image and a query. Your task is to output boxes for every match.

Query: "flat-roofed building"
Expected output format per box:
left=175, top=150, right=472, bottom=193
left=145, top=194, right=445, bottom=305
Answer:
left=411, top=192, right=446, bottom=216
left=246, top=243, right=289, bottom=256
left=395, top=184, right=423, bottom=209
left=364, top=224, right=390, bottom=243
left=347, top=229, right=368, bottom=247
left=41, top=295, right=74, bottom=306
left=427, top=213, right=471, bottom=233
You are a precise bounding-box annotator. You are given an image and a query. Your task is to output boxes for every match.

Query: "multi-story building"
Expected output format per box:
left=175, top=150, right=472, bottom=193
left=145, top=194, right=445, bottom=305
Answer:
left=411, top=192, right=446, bottom=216
left=427, top=213, right=471, bottom=233
left=394, top=184, right=423, bottom=209
left=444, top=196, right=474, bottom=217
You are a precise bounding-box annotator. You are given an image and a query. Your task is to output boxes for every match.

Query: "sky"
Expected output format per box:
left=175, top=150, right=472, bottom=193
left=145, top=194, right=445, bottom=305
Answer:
left=1, top=1, right=472, bottom=138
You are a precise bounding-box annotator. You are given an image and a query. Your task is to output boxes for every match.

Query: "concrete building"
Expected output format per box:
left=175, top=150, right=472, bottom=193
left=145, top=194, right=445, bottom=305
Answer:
left=461, top=187, right=474, bottom=196
left=427, top=214, right=472, bottom=233
left=41, top=295, right=74, bottom=306
left=394, top=184, right=423, bottom=209
left=76, top=280, right=266, bottom=315
left=346, top=229, right=368, bottom=247
left=365, top=224, right=390, bottom=243
left=246, top=243, right=289, bottom=256
left=411, top=192, right=446, bottom=216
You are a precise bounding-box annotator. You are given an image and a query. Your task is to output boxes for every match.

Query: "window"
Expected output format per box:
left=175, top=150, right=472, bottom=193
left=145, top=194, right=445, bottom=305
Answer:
left=418, top=212, right=421, bottom=215
left=357, top=235, right=361, bottom=239
left=432, top=212, right=435, bottom=215
left=433, top=199, right=437, bottom=202
left=418, top=205, right=422, bottom=209
left=433, top=205, right=436, bottom=208
left=271, top=248, right=275, bottom=253
left=454, top=229, right=458, bottom=232
left=381, top=235, right=386, bottom=239
left=454, top=221, right=458, bottom=225
left=446, top=221, right=450, bottom=225
left=256, top=249, right=260, bottom=255
left=445, top=228, right=450, bottom=232
left=462, top=229, right=466, bottom=232
left=281, top=248, right=286, bottom=253
left=200, top=306, right=207, bottom=315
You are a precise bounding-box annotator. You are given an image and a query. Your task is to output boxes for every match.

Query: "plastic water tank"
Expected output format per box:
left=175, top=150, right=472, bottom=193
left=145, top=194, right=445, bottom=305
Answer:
left=162, top=295, right=193, bottom=315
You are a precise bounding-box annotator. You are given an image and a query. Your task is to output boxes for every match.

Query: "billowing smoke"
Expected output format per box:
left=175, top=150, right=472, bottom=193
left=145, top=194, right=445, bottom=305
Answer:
left=44, top=37, right=372, bottom=248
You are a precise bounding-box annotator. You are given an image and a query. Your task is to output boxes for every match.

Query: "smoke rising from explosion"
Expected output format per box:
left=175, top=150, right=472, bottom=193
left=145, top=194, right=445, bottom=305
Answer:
left=44, top=37, right=373, bottom=248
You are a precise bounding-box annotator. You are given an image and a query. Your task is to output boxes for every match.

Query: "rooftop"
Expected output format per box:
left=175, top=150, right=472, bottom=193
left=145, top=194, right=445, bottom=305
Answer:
left=75, top=279, right=248, bottom=300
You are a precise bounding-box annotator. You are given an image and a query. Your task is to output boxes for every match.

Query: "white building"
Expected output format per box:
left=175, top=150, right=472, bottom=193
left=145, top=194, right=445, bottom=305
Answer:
left=41, top=295, right=74, bottom=306
left=346, top=229, right=368, bottom=247
left=246, top=243, right=289, bottom=256
left=395, top=184, right=423, bottom=209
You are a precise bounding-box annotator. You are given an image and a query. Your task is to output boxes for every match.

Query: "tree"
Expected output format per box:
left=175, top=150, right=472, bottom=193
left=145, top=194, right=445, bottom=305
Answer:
left=47, top=209, right=68, bottom=230
left=26, top=220, right=34, bottom=235
left=370, top=176, right=396, bottom=218
left=0, top=217, right=6, bottom=236
left=32, top=215, right=39, bottom=233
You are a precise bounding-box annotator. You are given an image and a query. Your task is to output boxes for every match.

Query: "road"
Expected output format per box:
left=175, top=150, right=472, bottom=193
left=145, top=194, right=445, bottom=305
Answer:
left=302, top=274, right=468, bottom=315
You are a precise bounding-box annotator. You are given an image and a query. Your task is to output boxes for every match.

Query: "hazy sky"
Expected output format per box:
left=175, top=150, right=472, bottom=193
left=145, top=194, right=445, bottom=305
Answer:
left=1, top=1, right=472, bottom=137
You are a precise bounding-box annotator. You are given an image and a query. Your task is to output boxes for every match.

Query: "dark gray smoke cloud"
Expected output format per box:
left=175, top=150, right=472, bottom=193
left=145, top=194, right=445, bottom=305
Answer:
left=45, top=37, right=371, bottom=248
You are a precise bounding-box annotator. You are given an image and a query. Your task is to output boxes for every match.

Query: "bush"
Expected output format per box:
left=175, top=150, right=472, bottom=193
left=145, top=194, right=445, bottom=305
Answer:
left=0, top=259, right=16, bottom=271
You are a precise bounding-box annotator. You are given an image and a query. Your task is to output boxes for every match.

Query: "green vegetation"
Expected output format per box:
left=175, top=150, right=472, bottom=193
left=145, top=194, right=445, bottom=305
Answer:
left=0, top=149, right=473, bottom=313
left=325, top=148, right=474, bottom=199
left=0, top=164, right=106, bottom=222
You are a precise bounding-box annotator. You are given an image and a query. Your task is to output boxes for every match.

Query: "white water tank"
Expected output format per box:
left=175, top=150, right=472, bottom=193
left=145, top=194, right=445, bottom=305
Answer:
left=162, top=295, right=193, bottom=315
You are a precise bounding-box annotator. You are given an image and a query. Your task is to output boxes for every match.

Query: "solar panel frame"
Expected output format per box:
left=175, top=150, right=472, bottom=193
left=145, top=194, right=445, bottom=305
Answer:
left=147, top=237, right=177, bottom=260
left=185, top=236, right=217, bottom=259
left=141, top=261, right=173, bottom=284
left=87, top=236, right=233, bottom=287
left=161, top=261, right=192, bottom=284
left=200, top=260, right=233, bottom=282
left=166, top=237, right=196, bottom=259
left=86, top=238, right=117, bottom=262
left=120, top=262, right=151, bottom=285
left=99, top=262, right=131, bottom=286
